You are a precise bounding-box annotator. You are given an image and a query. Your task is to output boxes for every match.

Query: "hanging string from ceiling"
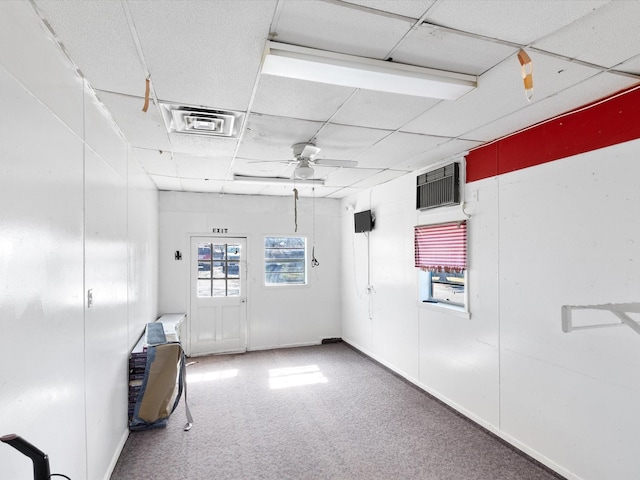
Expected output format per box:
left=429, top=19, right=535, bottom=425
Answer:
left=293, top=187, right=299, bottom=232
left=311, top=186, right=319, bottom=268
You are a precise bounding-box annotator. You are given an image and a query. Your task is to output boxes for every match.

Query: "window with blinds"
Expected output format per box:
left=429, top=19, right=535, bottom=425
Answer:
left=415, top=221, right=467, bottom=307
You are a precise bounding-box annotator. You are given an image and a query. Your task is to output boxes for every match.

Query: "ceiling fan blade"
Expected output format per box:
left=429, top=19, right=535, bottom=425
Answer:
left=247, top=159, right=292, bottom=164
left=314, top=159, right=357, bottom=167
left=300, top=144, right=321, bottom=158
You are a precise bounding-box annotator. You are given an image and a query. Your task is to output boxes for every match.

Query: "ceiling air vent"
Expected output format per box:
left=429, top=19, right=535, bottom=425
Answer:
left=416, top=162, right=460, bottom=210
left=159, top=103, right=244, bottom=138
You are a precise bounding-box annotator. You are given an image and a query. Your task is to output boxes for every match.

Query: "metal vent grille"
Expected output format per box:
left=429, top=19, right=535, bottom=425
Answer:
left=159, top=103, right=244, bottom=138
left=416, top=163, right=460, bottom=210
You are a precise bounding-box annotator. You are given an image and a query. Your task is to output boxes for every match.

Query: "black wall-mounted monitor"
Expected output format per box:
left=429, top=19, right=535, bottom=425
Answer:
left=354, top=210, right=374, bottom=233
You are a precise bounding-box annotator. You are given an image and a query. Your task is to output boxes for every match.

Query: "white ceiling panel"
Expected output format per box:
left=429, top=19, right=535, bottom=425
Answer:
left=425, top=0, right=609, bottom=45
left=127, top=0, right=277, bottom=111
left=351, top=169, right=409, bottom=188
left=392, top=23, right=517, bottom=75
left=168, top=133, right=238, bottom=158
left=273, top=0, right=413, bottom=58
left=220, top=181, right=270, bottom=196
left=314, top=124, right=392, bottom=161
left=533, top=1, right=640, bottom=69
left=324, top=167, right=382, bottom=188
left=232, top=157, right=295, bottom=178
left=252, top=76, right=355, bottom=121
left=150, top=174, right=183, bottom=191
left=237, top=114, right=323, bottom=160
left=355, top=131, right=448, bottom=169
left=173, top=154, right=232, bottom=181
left=401, top=51, right=601, bottom=139
left=466, top=72, right=639, bottom=142
left=132, top=148, right=178, bottom=177
left=178, top=178, right=226, bottom=194
left=33, top=0, right=145, bottom=96
left=96, top=91, right=171, bottom=151
left=405, top=138, right=482, bottom=172
left=27, top=0, right=640, bottom=199
left=342, top=0, right=436, bottom=19
left=331, top=89, right=440, bottom=130
left=617, top=56, right=640, bottom=76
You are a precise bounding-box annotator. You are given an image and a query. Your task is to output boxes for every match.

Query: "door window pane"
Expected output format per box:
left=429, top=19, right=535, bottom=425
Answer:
left=197, top=242, right=242, bottom=297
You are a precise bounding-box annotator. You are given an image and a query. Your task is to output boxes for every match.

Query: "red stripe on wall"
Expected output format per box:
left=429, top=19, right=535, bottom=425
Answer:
left=466, top=84, right=640, bottom=183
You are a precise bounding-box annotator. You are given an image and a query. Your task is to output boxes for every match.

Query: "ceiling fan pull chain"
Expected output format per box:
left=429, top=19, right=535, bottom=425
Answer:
left=293, top=187, right=299, bottom=232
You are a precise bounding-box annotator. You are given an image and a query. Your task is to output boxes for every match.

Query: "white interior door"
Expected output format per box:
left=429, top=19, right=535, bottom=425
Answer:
left=189, top=236, right=247, bottom=356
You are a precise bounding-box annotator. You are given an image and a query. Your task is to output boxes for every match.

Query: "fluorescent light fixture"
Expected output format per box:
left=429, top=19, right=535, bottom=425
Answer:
left=262, top=41, right=477, bottom=100
left=233, top=174, right=324, bottom=186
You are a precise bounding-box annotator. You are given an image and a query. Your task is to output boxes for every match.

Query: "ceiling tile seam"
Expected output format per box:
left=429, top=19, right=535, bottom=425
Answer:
left=268, top=0, right=285, bottom=39
left=383, top=2, right=442, bottom=61
left=308, top=89, right=360, bottom=144
left=463, top=74, right=640, bottom=152
left=419, top=19, right=640, bottom=80
left=528, top=47, right=640, bottom=81
left=319, top=0, right=419, bottom=23
left=223, top=22, right=284, bottom=192
left=120, top=0, right=178, bottom=174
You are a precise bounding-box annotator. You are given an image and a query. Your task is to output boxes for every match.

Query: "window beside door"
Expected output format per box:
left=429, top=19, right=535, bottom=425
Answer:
left=264, top=236, right=307, bottom=286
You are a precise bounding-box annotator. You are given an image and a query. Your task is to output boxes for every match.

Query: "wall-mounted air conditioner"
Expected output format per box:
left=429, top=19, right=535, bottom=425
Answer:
left=416, top=163, right=460, bottom=210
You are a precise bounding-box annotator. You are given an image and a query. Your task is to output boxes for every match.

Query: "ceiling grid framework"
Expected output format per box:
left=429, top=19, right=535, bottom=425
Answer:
left=31, top=0, right=640, bottom=198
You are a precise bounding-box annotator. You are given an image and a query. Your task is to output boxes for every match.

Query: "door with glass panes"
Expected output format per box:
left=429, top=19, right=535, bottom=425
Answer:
left=188, top=237, right=247, bottom=356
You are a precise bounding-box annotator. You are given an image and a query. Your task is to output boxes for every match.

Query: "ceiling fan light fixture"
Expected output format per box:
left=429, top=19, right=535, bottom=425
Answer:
left=262, top=41, right=477, bottom=100
left=294, top=164, right=314, bottom=180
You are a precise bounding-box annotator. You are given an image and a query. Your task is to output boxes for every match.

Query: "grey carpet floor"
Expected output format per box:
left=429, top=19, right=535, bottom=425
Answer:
left=112, top=343, right=562, bottom=480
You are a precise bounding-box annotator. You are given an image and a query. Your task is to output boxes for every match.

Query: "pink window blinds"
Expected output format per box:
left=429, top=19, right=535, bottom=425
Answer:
left=414, top=221, right=467, bottom=272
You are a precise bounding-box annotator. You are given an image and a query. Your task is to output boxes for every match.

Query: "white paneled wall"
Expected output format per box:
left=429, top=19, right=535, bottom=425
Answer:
left=341, top=142, right=640, bottom=479
left=0, top=3, right=158, bottom=479
left=158, top=191, right=341, bottom=351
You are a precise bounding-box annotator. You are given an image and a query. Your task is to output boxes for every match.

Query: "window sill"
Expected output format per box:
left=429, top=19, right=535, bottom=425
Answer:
left=417, top=301, right=471, bottom=319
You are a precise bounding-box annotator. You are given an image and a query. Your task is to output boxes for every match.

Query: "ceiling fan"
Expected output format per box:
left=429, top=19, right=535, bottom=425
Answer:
left=252, top=143, right=357, bottom=180
left=291, top=143, right=358, bottom=179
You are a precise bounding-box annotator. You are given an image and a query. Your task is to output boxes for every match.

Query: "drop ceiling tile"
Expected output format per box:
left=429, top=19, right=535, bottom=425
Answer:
left=355, top=131, right=448, bottom=169
left=327, top=187, right=360, bottom=198
left=237, top=114, right=323, bottom=160
left=351, top=169, right=409, bottom=188
left=324, top=167, right=382, bottom=188
left=533, top=1, right=640, bottom=69
left=314, top=124, right=392, bottom=161
left=173, top=154, right=232, bottom=180
left=617, top=56, right=640, bottom=76
left=221, top=181, right=270, bottom=196
left=331, top=90, right=439, bottom=130
left=392, top=23, right=517, bottom=75
left=252, top=76, right=355, bottom=121
left=150, top=174, right=183, bottom=191
left=273, top=0, right=413, bottom=58
left=401, top=52, right=601, bottom=138
left=179, top=178, right=225, bottom=194
left=405, top=138, right=482, bottom=172
left=232, top=157, right=294, bottom=178
left=127, top=0, right=277, bottom=111
left=425, top=0, right=608, bottom=45
left=96, top=91, right=171, bottom=151
left=132, top=147, right=178, bottom=177
left=168, top=133, right=238, bottom=158
left=466, top=72, right=639, bottom=142
left=342, top=0, right=436, bottom=19
left=33, top=0, right=145, bottom=96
